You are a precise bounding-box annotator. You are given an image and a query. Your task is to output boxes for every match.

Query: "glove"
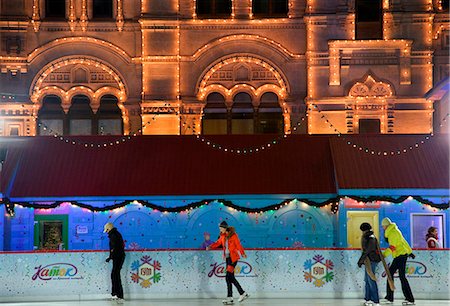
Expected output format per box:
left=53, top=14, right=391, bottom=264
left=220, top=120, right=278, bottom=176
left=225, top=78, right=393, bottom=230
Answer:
left=105, top=257, right=111, bottom=263
left=358, top=263, right=362, bottom=268
left=408, top=253, right=415, bottom=259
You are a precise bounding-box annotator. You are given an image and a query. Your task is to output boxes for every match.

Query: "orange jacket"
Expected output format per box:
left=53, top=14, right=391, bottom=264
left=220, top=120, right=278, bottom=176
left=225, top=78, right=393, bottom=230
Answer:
left=210, top=232, right=246, bottom=263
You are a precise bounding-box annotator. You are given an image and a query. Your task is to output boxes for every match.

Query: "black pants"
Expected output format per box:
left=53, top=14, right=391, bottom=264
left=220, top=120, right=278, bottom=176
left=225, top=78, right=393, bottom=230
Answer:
left=226, top=257, right=245, bottom=297
left=386, top=254, right=414, bottom=303
left=111, top=255, right=125, bottom=299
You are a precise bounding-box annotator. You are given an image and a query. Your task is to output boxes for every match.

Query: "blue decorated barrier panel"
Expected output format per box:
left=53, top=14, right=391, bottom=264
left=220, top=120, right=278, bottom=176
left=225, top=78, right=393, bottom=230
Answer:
left=0, top=250, right=448, bottom=301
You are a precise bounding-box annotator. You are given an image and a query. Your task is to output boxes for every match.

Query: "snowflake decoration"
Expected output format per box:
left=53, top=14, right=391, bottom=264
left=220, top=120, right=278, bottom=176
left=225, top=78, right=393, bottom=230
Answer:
left=303, top=254, right=334, bottom=287
left=130, top=256, right=162, bottom=288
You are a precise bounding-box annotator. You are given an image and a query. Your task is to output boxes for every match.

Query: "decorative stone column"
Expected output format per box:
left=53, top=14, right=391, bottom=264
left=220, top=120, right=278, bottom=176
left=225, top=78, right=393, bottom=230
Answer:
left=80, top=0, right=88, bottom=32
left=31, top=0, right=41, bottom=32
left=116, top=0, right=124, bottom=31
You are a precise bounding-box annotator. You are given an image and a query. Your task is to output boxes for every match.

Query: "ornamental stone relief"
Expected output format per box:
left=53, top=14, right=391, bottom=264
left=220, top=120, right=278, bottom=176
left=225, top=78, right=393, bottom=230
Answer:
left=349, top=75, right=393, bottom=97
left=206, top=62, right=278, bottom=89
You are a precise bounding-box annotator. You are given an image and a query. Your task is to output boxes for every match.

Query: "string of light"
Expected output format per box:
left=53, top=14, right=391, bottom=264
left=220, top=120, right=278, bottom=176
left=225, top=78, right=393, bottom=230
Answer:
left=309, top=102, right=450, bottom=156
left=2, top=195, right=447, bottom=217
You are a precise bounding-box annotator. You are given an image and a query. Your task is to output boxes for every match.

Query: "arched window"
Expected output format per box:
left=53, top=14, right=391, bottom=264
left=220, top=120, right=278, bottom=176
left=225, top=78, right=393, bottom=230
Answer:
left=68, top=95, right=93, bottom=135
left=232, top=92, right=254, bottom=134
left=93, top=0, right=113, bottom=19
left=252, top=0, right=288, bottom=18
left=355, top=0, right=382, bottom=39
left=97, top=95, right=123, bottom=135
left=45, top=0, right=66, bottom=19
left=196, top=0, right=232, bottom=19
left=38, top=95, right=64, bottom=135
left=257, top=92, right=283, bottom=134
left=202, top=92, right=228, bottom=135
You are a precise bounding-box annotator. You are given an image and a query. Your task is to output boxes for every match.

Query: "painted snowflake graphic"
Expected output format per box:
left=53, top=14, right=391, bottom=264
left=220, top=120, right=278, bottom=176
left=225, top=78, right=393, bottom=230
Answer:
left=130, top=255, right=162, bottom=288
left=303, top=254, right=334, bottom=287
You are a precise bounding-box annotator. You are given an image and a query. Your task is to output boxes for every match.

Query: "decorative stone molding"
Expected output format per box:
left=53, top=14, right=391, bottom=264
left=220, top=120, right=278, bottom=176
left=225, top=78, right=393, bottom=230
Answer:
left=348, top=75, right=393, bottom=97
left=328, top=39, right=412, bottom=86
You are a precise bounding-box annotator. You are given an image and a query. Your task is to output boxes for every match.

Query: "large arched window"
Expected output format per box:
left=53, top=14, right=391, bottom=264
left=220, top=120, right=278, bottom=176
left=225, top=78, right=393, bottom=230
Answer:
left=97, top=95, right=122, bottom=135
left=257, top=92, right=283, bottom=134
left=232, top=92, right=254, bottom=134
left=202, top=92, right=228, bottom=135
left=68, top=95, right=93, bottom=135
left=93, top=0, right=113, bottom=19
left=356, top=0, right=382, bottom=39
left=38, top=95, right=65, bottom=135
left=196, top=0, right=232, bottom=18
left=252, top=0, right=288, bottom=18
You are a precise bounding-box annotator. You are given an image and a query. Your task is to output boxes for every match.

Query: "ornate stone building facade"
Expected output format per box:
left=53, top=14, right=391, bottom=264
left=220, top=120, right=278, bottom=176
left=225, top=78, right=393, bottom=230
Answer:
left=0, top=0, right=448, bottom=136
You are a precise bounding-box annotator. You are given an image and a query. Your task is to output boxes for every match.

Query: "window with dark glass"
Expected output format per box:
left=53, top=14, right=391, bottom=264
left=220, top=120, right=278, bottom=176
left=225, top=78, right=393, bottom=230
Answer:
left=93, top=0, right=114, bottom=19
left=232, top=92, right=254, bottom=134
left=97, top=95, right=123, bottom=135
left=196, top=0, right=232, bottom=18
left=442, top=0, right=449, bottom=10
left=69, top=95, right=93, bottom=135
left=257, top=92, right=283, bottom=134
left=355, top=0, right=382, bottom=39
left=252, top=0, right=288, bottom=18
left=202, top=93, right=228, bottom=135
left=45, top=0, right=66, bottom=19
left=38, top=95, right=65, bottom=135
left=358, top=119, right=380, bottom=134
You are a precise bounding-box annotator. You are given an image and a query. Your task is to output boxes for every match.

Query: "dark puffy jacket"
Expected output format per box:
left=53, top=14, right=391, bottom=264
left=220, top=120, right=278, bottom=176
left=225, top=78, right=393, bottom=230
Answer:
left=358, top=230, right=382, bottom=266
left=108, top=228, right=125, bottom=259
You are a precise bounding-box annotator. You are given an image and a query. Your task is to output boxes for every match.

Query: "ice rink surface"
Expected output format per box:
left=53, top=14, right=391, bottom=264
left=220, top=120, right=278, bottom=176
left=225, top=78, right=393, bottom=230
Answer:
left=1, top=299, right=450, bottom=306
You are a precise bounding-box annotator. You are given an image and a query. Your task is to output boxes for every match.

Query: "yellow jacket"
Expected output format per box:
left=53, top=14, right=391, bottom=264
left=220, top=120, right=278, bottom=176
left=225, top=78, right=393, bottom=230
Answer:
left=383, top=223, right=412, bottom=258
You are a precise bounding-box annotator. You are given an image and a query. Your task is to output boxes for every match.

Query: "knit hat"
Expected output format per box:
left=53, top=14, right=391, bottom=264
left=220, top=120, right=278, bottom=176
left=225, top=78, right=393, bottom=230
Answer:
left=381, top=217, right=392, bottom=227
left=103, top=222, right=114, bottom=233
left=360, top=222, right=372, bottom=231
left=219, top=221, right=228, bottom=228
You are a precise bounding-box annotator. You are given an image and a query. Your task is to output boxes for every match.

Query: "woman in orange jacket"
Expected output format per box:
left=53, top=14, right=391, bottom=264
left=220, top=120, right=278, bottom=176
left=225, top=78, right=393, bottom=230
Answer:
left=208, top=221, right=249, bottom=305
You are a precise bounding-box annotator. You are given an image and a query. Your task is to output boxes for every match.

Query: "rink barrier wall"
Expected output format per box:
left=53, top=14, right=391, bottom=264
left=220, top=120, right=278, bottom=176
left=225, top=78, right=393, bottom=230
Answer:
left=0, top=249, right=448, bottom=302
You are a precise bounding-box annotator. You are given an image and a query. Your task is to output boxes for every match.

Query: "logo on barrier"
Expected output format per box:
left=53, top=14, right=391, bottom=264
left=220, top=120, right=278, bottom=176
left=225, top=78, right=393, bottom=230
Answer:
left=382, top=261, right=430, bottom=279
left=130, top=255, right=162, bottom=288
left=303, top=254, right=334, bottom=287
left=32, top=263, right=81, bottom=281
left=208, top=261, right=256, bottom=278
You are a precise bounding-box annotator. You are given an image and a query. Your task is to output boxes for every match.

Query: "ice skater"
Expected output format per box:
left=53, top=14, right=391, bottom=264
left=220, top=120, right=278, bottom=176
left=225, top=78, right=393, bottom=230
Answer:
left=104, top=222, right=126, bottom=304
left=381, top=217, right=415, bottom=305
left=207, top=221, right=249, bottom=304
left=357, top=222, right=381, bottom=306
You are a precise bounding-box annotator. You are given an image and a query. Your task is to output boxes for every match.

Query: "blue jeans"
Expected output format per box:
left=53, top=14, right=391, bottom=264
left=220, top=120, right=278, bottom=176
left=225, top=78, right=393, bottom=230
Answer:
left=364, top=261, right=379, bottom=303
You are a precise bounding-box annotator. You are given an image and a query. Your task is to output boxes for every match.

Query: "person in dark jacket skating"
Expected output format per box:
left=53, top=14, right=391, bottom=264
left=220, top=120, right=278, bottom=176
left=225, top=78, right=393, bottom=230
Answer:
left=104, top=222, right=126, bottom=304
left=358, top=222, right=382, bottom=306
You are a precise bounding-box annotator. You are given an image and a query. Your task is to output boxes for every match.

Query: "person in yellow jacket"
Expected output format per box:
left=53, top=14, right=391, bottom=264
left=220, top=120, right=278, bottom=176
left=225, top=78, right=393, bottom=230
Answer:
left=381, top=217, right=415, bottom=305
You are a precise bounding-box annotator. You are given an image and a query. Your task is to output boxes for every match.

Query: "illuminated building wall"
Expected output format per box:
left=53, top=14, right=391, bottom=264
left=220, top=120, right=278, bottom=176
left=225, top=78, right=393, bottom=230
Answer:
left=0, top=0, right=448, bottom=136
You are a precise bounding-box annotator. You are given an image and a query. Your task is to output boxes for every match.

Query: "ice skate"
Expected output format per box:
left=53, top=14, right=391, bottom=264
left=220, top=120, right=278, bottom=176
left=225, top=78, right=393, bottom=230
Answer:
left=402, top=301, right=415, bottom=305
left=116, top=298, right=125, bottom=304
left=238, top=292, right=249, bottom=302
left=380, top=299, right=394, bottom=305
left=110, top=295, right=118, bottom=301
left=222, top=297, right=234, bottom=305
